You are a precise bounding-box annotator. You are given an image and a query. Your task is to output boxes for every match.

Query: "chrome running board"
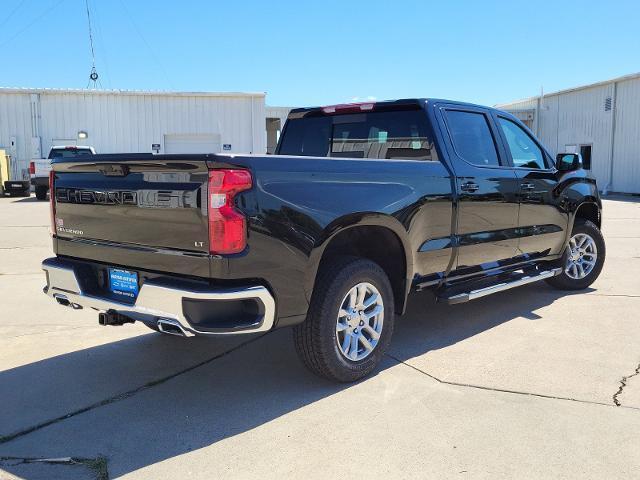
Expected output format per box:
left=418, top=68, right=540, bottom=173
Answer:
left=438, top=268, right=562, bottom=305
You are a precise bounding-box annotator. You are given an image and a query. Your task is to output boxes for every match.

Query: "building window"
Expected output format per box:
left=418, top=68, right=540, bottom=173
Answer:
left=580, top=145, right=592, bottom=170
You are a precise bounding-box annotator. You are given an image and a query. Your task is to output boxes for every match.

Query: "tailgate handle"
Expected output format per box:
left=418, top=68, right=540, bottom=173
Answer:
left=99, top=164, right=129, bottom=176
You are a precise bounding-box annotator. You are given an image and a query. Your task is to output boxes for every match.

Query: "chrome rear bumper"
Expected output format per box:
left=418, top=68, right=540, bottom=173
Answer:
left=42, top=257, right=275, bottom=336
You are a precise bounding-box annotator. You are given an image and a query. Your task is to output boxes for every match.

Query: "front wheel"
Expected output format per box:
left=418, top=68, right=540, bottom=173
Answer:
left=546, top=219, right=605, bottom=290
left=293, top=257, right=395, bottom=382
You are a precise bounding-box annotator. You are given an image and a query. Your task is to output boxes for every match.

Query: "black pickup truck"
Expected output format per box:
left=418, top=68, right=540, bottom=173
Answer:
left=42, top=99, right=605, bottom=381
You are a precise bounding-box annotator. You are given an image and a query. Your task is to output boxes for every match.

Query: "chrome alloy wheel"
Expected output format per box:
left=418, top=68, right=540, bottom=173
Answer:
left=565, top=233, right=598, bottom=280
left=336, top=282, right=384, bottom=361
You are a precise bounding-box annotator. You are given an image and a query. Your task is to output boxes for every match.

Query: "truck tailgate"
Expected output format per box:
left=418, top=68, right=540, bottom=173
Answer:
left=31, top=159, right=51, bottom=177
left=52, top=156, right=210, bottom=254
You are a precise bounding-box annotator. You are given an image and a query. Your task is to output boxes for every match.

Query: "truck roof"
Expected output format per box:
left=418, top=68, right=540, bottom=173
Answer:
left=50, top=145, right=94, bottom=150
left=288, top=98, right=503, bottom=119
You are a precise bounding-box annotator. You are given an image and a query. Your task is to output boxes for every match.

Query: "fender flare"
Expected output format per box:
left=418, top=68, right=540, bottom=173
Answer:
left=303, top=212, right=414, bottom=308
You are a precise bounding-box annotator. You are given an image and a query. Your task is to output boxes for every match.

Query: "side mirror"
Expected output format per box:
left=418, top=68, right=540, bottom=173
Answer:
left=556, top=153, right=582, bottom=172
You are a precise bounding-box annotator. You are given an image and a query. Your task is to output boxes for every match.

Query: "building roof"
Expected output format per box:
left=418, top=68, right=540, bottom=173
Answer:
left=0, top=87, right=265, bottom=98
left=496, top=71, right=640, bottom=108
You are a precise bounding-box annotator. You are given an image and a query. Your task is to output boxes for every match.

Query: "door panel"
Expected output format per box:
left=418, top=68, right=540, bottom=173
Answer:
left=438, top=106, right=521, bottom=272
left=455, top=170, right=521, bottom=269
left=515, top=171, right=568, bottom=258
left=494, top=115, right=568, bottom=259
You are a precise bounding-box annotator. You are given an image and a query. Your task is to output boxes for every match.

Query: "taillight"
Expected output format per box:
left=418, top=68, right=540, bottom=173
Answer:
left=49, top=170, right=56, bottom=236
left=208, top=169, right=252, bottom=254
left=29, top=162, right=35, bottom=175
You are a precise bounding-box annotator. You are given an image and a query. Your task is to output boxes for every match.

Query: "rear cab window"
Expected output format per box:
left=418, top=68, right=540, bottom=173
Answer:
left=278, top=108, right=438, bottom=161
left=49, top=148, right=94, bottom=159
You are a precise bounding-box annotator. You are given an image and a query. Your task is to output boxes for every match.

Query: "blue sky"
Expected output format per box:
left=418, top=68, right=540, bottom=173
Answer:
left=1, top=0, right=638, bottom=107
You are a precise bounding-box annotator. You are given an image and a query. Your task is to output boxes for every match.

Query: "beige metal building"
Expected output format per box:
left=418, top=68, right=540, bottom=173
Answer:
left=496, top=72, right=640, bottom=194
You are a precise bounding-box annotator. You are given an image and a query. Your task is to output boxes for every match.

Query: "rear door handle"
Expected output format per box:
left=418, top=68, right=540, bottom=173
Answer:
left=460, top=181, right=479, bottom=193
left=520, top=182, right=535, bottom=191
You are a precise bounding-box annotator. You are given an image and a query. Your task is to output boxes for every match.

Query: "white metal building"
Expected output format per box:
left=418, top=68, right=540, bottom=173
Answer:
left=265, top=106, right=293, bottom=154
left=0, top=87, right=291, bottom=181
left=496, top=72, right=640, bottom=194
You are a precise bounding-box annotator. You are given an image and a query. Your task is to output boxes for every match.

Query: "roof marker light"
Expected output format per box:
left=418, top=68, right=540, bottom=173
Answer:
left=320, top=102, right=377, bottom=114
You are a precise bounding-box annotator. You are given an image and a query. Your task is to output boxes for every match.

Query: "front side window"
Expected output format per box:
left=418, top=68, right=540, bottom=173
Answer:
left=498, top=117, right=546, bottom=169
left=444, top=110, right=500, bottom=167
left=278, top=109, right=437, bottom=160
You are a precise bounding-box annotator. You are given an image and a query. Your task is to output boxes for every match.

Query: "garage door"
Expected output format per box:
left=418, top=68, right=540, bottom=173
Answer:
left=163, top=134, right=221, bottom=154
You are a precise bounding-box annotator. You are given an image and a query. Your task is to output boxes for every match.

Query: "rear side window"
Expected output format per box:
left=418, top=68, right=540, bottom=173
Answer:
left=278, top=109, right=438, bottom=161
left=444, top=110, right=500, bottom=167
left=497, top=117, right=547, bottom=169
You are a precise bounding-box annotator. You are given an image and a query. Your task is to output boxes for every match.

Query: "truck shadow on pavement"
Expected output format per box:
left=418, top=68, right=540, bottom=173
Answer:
left=10, top=196, right=41, bottom=203
left=0, top=283, right=588, bottom=478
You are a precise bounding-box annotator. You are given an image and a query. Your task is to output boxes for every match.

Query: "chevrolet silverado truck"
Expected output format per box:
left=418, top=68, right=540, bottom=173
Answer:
left=42, top=99, right=605, bottom=382
left=30, top=145, right=96, bottom=200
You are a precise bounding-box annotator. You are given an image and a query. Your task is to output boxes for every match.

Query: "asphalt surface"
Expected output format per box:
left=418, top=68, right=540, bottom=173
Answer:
left=0, top=194, right=639, bottom=479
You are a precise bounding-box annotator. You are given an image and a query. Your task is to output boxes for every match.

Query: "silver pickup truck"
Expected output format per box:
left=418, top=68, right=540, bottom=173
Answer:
left=30, top=145, right=95, bottom=200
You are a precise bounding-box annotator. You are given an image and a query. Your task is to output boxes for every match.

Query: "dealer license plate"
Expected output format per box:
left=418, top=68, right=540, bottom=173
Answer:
left=108, top=268, right=139, bottom=298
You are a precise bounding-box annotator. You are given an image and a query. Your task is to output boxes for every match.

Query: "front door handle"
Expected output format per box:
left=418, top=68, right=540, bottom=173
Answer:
left=520, top=182, right=535, bottom=191
left=460, top=181, right=479, bottom=193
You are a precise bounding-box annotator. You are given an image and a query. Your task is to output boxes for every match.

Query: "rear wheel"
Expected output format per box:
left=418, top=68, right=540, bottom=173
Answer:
left=546, top=219, right=605, bottom=290
left=35, top=185, right=48, bottom=200
left=293, top=257, right=395, bottom=382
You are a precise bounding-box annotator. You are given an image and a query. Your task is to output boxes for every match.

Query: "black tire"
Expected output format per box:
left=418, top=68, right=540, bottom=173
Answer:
left=545, top=219, right=605, bottom=290
left=35, top=185, right=48, bottom=200
left=293, top=257, right=395, bottom=382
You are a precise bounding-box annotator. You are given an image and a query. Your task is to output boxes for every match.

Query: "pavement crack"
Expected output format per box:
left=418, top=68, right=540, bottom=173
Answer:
left=0, top=272, right=43, bottom=276
left=613, top=361, right=640, bottom=407
left=0, top=333, right=269, bottom=445
left=4, top=325, right=93, bottom=339
left=387, top=353, right=640, bottom=411
left=587, top=293, right=640, bottom=299
left=0, top=455, right=108, bottom=480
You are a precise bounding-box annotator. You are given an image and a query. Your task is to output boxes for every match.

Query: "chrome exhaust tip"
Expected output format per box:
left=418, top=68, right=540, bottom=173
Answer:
left=53, top=293, right=71, bottom=307
left=53, top=293, right=82, bottom=309
left=157, top=318, right=194, bottom=337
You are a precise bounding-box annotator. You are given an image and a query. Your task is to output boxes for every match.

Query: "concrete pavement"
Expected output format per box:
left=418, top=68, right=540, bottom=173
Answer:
left=0, top=194, right=638, bottom=479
